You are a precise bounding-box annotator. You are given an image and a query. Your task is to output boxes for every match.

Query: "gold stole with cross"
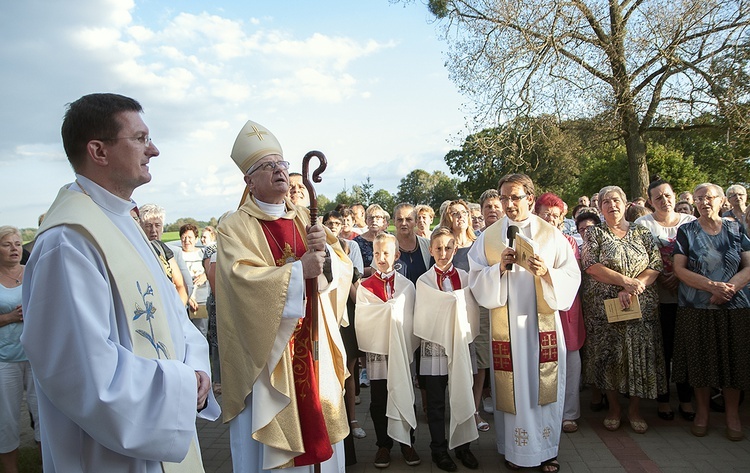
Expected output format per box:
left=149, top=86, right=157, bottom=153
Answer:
left=483, top=218, right=559, bottom=415
left=38, top=186, right=205, bottom=473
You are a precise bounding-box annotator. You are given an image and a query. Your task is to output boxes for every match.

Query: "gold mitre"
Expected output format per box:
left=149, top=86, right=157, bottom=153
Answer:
left=230, top=120, right=283, bottom=174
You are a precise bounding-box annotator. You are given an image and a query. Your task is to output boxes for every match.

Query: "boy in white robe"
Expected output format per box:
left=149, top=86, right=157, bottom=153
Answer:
left=355, top=233, right=421, bottom=469
left=414, top=227, right=481, bottom=471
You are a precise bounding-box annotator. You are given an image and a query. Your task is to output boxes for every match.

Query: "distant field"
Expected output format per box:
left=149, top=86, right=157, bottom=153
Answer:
left=162, top=231, right=180, bottom=243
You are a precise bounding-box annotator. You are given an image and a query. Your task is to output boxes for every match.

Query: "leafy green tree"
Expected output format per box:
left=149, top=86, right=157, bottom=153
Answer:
left=401, top=0, right=750, bottom=199
left=396, top=169, right=434, bottom=205
left=371, top=189, right=396, bottom=214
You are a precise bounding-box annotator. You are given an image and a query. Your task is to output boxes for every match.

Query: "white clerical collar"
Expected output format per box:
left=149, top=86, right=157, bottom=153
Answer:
left=254, top=197, right=287, bottom=218
left=509, top=216, right=532, bottom=229
left=73, top=174, right=137, bottom=217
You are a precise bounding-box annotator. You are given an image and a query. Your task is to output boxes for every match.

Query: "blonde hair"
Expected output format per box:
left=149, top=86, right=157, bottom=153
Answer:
left=429, top=226, right=454, bottom=245
left=365, top=204, right=390, bottom=221
left=0, top=226, right=21, bottom=242
left=415, top=204, right=435, bottom=219
left=439, top=200, right=477, bottom=243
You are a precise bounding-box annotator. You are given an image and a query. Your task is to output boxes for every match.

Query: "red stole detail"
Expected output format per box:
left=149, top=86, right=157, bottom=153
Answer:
left=434, top=265, right=461, bottom=291
left=260, top=219, right=333, bottom=466
left=361, top=271, right=395, bottom=302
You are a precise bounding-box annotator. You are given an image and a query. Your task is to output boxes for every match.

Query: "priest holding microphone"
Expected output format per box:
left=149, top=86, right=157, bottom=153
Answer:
left=467, top=173, right=580, bottom=473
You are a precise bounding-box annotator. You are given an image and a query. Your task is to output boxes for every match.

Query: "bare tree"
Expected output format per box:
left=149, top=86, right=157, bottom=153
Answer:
left=402, top=0, right=750, bottom=197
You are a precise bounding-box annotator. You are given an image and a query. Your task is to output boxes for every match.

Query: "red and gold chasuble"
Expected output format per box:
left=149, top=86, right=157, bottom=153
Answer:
left=260, top=219, right=333, bottom=466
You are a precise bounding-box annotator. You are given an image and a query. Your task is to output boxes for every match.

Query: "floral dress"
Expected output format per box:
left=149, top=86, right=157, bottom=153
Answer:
left=581, top=223, right=666, bottom=399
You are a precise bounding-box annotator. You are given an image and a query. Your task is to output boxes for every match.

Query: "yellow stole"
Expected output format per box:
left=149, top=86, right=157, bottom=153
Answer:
left=38, top=186, right=204, bottom=473
left=483, top=218, right=559, bottom=415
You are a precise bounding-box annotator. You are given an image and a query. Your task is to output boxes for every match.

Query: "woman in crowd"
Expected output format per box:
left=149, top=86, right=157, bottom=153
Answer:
left=0, top=226, right=40, bottom=473
left=439, top=199, right=486, bottom=431
left=535, top=193, right=585, bottom=433
left=176, top=223, right=209, bottom=336
left=353, top=204, right=389, bottom=277
left=324, top=210, right=367, bottom=443
left=634, top=180, right=696, bottom=421
left=672, top=183, right=750, bottom=440
left=201, top=225, right=216, bottom=247
left=479, top=189, right=504, bottom=228
left=339, top=208, right=358, bottom=240
left=414, top=204, right=435, bottom=239
left=723, top=184, right=747, bottom=227
left=581, top=186, right=666, bottom=434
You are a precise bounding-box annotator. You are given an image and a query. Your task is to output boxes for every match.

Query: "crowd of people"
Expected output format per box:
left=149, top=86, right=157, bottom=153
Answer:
left=2, top=92, right=749, bottom=473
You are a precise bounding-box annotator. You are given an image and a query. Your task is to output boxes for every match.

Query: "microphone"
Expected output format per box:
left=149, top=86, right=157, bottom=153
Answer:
left=506, top=225, right=519, bottom=270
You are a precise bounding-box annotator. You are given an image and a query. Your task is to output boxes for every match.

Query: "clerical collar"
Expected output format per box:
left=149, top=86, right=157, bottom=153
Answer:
left=510, top=217, right=532, bottom=229
left=254, top=197, right=287, bottom=218
left=73, top=174, right=137, bottom=217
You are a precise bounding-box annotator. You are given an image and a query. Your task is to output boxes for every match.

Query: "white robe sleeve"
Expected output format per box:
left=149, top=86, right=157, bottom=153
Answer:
left=468, top=230, right=509, bottom=309
left=22, top=230, right=202, bottom=462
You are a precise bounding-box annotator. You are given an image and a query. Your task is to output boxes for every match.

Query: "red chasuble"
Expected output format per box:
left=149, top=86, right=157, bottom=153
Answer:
left=259, top=219, right=333, bottom=466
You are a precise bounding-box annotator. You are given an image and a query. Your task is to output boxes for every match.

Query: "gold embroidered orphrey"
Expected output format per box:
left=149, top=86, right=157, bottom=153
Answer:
left=483, top=220, right=559, bottom=415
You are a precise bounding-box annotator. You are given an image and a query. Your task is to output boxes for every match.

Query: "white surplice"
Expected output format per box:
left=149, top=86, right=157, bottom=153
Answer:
left=467, top=216, right=580, bottom=468
left=354, top=272, right=418, bottom=445
left=21, top=175, right=220, bottom=473
left=413, top=266, right=479, bottom=449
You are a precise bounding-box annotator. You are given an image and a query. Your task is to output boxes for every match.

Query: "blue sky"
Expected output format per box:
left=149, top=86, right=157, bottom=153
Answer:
left=0, top=0, right=469, bottom=228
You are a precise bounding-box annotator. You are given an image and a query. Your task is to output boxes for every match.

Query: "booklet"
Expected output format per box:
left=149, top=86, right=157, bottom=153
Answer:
left=604, top=295, right=642, bottom=323
left=513, top=232, right=537, bottom=274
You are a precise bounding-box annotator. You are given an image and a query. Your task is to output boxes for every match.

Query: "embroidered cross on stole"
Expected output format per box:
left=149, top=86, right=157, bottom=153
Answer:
left=483, top=220, right=559, bottom=415
left=38, top=187, right=204, bottom=472
left=260, top=219, right=333, bottom=466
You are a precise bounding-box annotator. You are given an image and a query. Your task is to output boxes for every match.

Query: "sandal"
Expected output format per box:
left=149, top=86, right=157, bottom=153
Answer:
left=504, top=459, right=521, bottom=470
left=350, top=420, right=367, bottom=439
left=540, top=457, right=560, bottom=472
left=629, top=417, right=648, bottom=434
left=562, top=419, right=578, bottom=433
left=603, top=417, right=621, bottom=431
left=475, top=412, right=490, bottom=432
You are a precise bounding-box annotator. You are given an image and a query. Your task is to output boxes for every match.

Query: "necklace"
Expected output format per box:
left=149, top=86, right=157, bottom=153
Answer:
left=260, top=221, right=299, bottom=265
left=0, top=267, right=23, bottom=285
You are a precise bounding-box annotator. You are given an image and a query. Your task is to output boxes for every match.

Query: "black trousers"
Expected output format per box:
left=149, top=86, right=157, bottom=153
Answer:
left=423, top=374, right=471, bottom=455
left=370, top=379, right=415, bottom=449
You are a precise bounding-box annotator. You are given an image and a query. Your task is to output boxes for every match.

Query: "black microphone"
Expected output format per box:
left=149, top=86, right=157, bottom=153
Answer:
left=506, top=225, right=519, bottom=270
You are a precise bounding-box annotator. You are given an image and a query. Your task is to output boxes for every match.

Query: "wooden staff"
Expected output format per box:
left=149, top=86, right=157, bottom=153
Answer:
left=302, top=150, right=327, bottom=473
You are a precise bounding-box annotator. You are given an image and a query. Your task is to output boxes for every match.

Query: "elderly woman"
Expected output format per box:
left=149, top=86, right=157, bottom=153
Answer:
left=634, top=180, right=697, bottom=421
left=723, top=184, right=747, bottom=227
left=535, top=193, right=585, bottom=433
left=0, top=226, right=40, bottom=472
left=353, top=204, right=390, bottom=277
left=479, top=189, right=504, bottom=229
left=672, top=183, right=750, bottom=440
left=581, top=186, right=666, bottom=434
left=201, top=225, right=217, bottom=247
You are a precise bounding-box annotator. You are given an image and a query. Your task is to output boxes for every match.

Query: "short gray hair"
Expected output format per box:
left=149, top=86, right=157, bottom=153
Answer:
left=139, top=204, right=166, bottom=223
left=726, top=184, right=745, bottom=198
left=694, top=183, right=724, bottom=198
left=598, top=185, right=627, bottom=204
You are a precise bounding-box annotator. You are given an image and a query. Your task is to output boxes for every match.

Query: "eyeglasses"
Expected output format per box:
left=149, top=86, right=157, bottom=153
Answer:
left=99, top=134, right=152, bottom=146
left=539, top=212, right=561, bottom=220
left=695, top=195, right=722, bottom=203
left=247, top=160, right=290, bottom=175
left=471, top=216, right=484, bottom=222
left=498, top=194, right=527, bottom=203
left=451, top=210, right=469, bottom=218
left=325, top=221, right=342, bottom=228
left=368, top=215, right=387, bottom=221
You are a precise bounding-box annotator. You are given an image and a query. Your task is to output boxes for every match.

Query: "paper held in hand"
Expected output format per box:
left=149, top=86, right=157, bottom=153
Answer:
left=513, top=232, right=537, bottom=274
left=604, top=296, right=642, bottom=323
